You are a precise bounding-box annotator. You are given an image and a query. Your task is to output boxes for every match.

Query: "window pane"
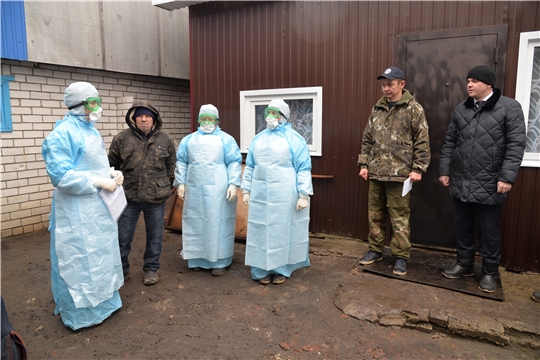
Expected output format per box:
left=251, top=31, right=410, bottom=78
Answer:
left=526, top=46, right=540, bottom=153
left=254, top=99, right=314, bottom=145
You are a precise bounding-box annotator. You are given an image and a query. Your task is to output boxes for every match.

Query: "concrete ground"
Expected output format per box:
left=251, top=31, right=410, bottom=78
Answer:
left=321, top=237, right=540, bottom=350
left=1, top=221, right=539, bottom=359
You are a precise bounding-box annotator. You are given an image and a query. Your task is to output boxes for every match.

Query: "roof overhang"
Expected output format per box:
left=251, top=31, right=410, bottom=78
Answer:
left=152, top=0, right=210, bottom=11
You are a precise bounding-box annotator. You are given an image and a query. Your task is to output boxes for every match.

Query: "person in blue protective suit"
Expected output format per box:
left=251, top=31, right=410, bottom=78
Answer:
left=174, top=104, right=242, bottom=276
left=42, top=82, right=124, bottom=330
left=241, top=99, right=313, bottom=285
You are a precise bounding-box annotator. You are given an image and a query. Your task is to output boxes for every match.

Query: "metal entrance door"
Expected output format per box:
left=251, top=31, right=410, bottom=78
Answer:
left=398, top=25, right=508, bottom=248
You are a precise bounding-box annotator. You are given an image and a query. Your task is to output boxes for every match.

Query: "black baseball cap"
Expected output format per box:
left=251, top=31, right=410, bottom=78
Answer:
left=377, top=66, right=405, bottom=80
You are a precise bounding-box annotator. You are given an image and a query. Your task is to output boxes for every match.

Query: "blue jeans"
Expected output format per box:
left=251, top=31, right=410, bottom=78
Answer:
left=118, top=201, right=166, bottom=273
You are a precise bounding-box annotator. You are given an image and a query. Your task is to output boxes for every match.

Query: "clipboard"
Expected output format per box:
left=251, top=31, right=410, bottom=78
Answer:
left=100, top=186, right=128, bottom=222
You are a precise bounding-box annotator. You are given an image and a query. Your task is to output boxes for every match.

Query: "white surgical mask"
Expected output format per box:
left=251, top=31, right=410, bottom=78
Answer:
left=88, top=107, right=102, bottom=123
left=266, top=116, right=279, bottom=129
left=200, top=124, right=216, bottom=133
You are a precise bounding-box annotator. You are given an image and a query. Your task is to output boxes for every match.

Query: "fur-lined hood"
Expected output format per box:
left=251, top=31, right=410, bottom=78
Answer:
left=125, top=99, right=163, bottom=138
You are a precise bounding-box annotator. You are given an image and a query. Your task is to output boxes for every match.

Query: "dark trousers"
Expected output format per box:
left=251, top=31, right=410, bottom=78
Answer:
left=118, top=200, right=166, bottom=273
left=453, top=199, right=502, bottom=263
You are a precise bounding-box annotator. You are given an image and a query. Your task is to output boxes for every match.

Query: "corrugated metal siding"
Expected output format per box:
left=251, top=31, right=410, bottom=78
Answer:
left=189, top=1, right=540, bottom=272
left=1, top=0, right=28, bottom=61
left=502, top=168, right=540, bottom=272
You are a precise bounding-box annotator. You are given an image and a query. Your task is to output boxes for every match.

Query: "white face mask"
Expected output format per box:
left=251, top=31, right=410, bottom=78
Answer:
left=88, top=107, right=102, bottom=123
left=266, top=116, right=279, bottom=129
left=200, top=124, right=216, bottom=133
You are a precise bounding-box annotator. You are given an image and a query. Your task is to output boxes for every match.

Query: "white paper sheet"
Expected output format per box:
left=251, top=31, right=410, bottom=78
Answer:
left=402, top=178, right=413, bottom=197
left=100, top=186, right=128, bottom=222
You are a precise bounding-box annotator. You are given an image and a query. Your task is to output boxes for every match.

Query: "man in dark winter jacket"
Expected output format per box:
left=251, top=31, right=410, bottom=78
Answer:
left=438, top=65, right=526, bottom=293
left=109, top=100, right=176, bottom=286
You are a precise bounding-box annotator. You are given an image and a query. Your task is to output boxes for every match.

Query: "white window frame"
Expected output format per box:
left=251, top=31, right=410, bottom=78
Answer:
left=515, top=30, right=540, bottom=168
left=239, top=86, right=323, bottom=156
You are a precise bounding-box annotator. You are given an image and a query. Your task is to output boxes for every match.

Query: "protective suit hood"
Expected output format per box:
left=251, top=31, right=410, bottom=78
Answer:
left=199, top=104, right=219, bottom=119
left=198, top=104, right=219, bottom=133
left=268, top=99, right=290, bottom=121
left=125, top=99, right=162, bottom=137
left=64, top=82, right=99, bottom=116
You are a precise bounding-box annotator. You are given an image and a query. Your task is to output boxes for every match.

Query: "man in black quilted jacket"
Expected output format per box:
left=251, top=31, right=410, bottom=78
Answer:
left=438, top=65, right=526, bottom=293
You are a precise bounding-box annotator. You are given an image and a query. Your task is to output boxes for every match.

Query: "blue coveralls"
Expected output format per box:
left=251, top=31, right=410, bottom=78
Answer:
left=241, top=123, right=313, bottom=279
left=42, top=114, right=123, bottom=330
left=174, top=127, right=242, bottom=269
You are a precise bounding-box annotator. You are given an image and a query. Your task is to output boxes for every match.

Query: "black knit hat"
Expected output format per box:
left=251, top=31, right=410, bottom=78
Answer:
left=467, top=65, right=496, bottom=87
left=133, top=107, right=156, bottom=120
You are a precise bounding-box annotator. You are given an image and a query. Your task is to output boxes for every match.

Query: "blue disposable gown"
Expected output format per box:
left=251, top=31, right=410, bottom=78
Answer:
left=174, top=127, right=242, bottom=266
left=42, top=114, right=123, bottom=330
left=241, top=123, right=313, bottom=272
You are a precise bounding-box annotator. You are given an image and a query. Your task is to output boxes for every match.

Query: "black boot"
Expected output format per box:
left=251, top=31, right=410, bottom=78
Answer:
left=479, top=261, right=498, bottom=293
left=442, top=252, right=475, bottom=279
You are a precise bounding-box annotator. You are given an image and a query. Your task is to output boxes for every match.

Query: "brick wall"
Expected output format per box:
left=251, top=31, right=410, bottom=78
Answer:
left=1, top=60, right=191, bottom=238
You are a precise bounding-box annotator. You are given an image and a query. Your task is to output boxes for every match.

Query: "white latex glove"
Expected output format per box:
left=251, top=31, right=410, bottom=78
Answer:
left=110, top=169, right=124, bottom=186
left=226, top=184, right=237, bottom=202
left=177, top=184, right=185, bottom=199
left=242, top=193, right=250, bottom=206
left=93, top=178, right=117, bottom=192
left=296, top=197, right=309, bottom=210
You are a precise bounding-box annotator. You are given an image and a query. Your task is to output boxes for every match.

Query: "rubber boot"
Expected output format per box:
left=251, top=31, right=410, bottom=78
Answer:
left=479, top=261, right=498, bottom=293
left=442, top=252, right=475, bottom=279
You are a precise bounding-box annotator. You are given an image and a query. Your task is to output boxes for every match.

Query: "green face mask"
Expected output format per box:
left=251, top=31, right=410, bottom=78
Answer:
left=264, top=107, right=281, bottom=119
left=198, top=114, right=217, bottom=125
left=84, top=97, right=102, bottom=112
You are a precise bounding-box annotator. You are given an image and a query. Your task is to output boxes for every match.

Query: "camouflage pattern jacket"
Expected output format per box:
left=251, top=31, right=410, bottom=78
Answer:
left=358, top=89, right=430, bottom=182
left=108, top=100, right=176, bottom=204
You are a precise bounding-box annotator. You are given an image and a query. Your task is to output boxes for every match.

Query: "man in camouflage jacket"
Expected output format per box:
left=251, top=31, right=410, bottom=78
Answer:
left=357, top=66, right=431, bottom=276
left=108, top=99, right=176, bottom=286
